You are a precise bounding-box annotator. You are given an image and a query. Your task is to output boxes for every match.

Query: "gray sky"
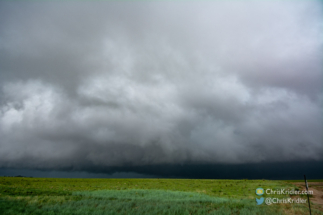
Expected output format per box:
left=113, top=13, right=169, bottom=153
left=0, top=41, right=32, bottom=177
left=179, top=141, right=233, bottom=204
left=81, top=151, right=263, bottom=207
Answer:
left=0, top=1, right=322, bottom=171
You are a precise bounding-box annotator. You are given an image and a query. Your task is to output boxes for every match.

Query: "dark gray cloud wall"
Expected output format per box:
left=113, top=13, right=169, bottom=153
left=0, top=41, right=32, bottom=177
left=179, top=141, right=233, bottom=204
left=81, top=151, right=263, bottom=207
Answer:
left=0, top=1, right=322, bottom=170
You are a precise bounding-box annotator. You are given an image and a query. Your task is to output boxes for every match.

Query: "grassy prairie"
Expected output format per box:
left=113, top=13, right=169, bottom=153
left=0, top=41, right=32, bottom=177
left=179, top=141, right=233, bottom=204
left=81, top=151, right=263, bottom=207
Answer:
left=0, top=177, right=321, bottom=215
left=285, top=179, right=323, bottom=182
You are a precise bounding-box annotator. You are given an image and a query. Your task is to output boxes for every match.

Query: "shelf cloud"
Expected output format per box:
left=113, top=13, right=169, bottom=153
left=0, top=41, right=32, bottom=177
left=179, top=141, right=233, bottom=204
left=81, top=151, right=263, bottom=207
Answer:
left=0, top=1, right=322, bottom=171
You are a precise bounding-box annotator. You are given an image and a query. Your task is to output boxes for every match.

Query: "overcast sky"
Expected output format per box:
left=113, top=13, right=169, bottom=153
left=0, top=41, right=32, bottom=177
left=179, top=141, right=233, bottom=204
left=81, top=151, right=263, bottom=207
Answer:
left=0, top=1, right=322, bottom=173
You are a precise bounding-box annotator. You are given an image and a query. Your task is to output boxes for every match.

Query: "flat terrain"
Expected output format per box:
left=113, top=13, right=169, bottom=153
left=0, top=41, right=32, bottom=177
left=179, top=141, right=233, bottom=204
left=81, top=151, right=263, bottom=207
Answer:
left=0, top=177, right=322, bottom=215
left=290, top=182, right=323, bottom=212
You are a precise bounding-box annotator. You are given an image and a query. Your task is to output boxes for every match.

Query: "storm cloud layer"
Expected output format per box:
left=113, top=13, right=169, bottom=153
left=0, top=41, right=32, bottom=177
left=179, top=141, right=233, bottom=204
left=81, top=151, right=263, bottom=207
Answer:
left=0, top=1, right=322, bottom=171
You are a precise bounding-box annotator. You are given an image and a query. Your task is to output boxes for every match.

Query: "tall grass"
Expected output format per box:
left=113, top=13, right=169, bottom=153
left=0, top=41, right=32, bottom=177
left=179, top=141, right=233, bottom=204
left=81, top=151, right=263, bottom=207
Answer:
left=1, top=177, right=321, bottom=215
left=1, top=189, right=287, bottom=215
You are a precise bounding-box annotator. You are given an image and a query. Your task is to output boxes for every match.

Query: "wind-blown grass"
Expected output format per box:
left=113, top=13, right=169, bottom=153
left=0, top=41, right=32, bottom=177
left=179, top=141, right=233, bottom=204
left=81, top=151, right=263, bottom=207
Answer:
left=1, top=189, right=284, bottom=215
left=1, top=177, right=322, bottom=215
left=74, top=189, right=229, bottom=202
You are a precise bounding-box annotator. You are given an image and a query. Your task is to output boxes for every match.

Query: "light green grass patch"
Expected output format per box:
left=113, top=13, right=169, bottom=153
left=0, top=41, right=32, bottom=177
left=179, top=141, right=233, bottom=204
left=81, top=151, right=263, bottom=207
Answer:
left=74, top=189, right=229, bottom=202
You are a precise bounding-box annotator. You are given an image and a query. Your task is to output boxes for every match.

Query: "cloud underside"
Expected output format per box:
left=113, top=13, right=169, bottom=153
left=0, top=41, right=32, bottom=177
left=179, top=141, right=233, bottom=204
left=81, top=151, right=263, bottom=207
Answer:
left=0, top=1, right=322, bottom=169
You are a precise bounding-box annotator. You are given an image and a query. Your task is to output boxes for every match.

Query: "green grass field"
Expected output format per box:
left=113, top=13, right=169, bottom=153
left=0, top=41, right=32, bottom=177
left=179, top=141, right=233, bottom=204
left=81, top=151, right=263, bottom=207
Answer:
left=0, top=177, right=321, bottom=215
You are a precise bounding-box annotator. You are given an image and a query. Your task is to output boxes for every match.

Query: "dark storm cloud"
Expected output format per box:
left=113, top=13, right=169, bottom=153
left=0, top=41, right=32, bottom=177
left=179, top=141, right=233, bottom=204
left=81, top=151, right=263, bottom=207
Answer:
left=0, top=1, right=322, bottom=171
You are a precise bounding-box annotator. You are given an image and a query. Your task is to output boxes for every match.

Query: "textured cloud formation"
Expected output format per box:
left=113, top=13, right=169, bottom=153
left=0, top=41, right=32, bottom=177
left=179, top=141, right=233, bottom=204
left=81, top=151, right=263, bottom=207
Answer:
left=0, top=1, right=322, bottom=170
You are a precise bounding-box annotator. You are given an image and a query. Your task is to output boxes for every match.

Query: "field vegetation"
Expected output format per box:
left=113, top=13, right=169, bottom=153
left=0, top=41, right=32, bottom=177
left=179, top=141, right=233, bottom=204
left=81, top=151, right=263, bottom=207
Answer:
left=0, top=177, right=321, bottom=214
